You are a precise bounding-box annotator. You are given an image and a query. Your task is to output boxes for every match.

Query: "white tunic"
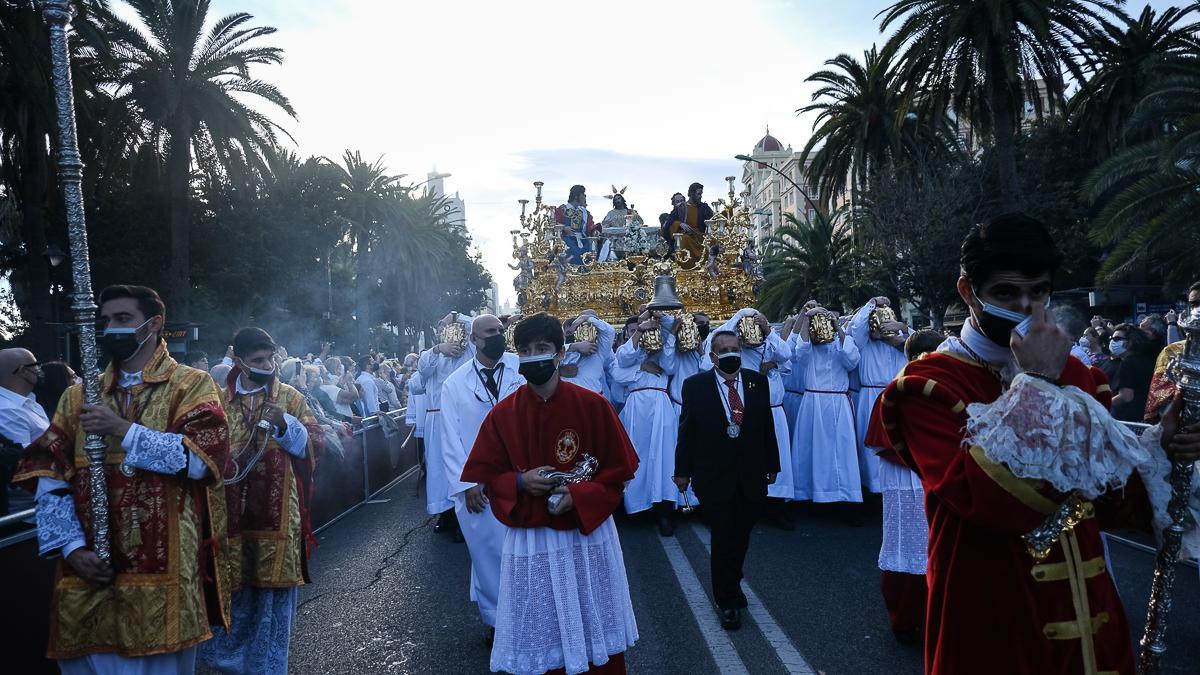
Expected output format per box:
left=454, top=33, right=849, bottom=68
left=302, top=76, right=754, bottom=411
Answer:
left=406, top=373, right=427, bottom=438
left=847, top=300, right=909, bottom=494
left=614, top=331, right=678, bottom=513
left=783, top=332, right=807, bottom=437
left=418, top=315, right=475, bottom=515
left=560, top=316, right=615, bottom=396
left=790, top=332, right=862, bottom=502
left=440, top=352, right=524, bottom=627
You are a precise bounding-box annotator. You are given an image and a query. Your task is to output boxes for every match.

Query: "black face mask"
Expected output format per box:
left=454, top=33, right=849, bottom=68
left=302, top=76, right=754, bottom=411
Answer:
left=99, top=332, right=141, bottom=363
left=246, top=366, right=276, bottom=385
left=479, top=333, right=507, bottom=361
left=696, top=324, right=711, bottom=340
left=518, top=355, right=557, bottom=385
left=716, top=353, right=741, bottom=375
left=974, top=309, right=1020, bottom=348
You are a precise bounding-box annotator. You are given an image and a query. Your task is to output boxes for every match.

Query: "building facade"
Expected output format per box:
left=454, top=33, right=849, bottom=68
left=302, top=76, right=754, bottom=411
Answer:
left=739, top=128, right=819, bottom=249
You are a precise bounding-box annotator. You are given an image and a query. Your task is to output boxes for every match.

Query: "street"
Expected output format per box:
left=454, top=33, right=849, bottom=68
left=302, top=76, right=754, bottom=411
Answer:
left=291, top=473, right=1200, bottom=674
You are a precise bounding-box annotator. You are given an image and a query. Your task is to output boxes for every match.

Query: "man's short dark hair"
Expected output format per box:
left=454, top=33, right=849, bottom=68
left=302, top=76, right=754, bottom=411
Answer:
left=959, top=212, right=1062, bottom=286
left=98, top=285, right=165, bottom=321
left=1188, top=280, right=1200, bottom=295
left=904, top=329, right=945, bottom=361
left=233, top=327, right=276, bottom=358
left=709, top=329, right=739, bottom=351
left=694, top=312, right=709, bottom=320
left=569, top=185, right=586, bottom=203
left=357, top=355, right=376, bottom=372
left=514, top=312, right=564, bottom=351
left=187, top=351, right=208, bottom=366
left=688, top=182, right=703, bottom=194
left=624, top=316, right=640, bottom=328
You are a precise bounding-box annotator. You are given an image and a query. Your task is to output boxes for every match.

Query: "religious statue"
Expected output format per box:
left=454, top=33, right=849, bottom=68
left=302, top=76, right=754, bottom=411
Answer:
left=554, top=185, right=598, bottom=264
left=660, top=182, right=714, bottom=269
left=598, top=186, right=643, bottom=261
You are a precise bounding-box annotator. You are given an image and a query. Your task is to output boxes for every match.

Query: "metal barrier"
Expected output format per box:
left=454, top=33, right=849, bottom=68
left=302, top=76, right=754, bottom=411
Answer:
left=0, top=408, right=419, bottom=672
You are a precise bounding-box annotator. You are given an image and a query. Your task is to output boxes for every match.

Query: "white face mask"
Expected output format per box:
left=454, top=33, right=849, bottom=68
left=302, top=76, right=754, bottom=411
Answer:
left=1109, top=339, right=1126, bottom=357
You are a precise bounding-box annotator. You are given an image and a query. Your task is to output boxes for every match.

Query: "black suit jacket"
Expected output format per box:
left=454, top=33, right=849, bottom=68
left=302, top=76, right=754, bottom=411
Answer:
left=675, top=368, right=780, bottom=505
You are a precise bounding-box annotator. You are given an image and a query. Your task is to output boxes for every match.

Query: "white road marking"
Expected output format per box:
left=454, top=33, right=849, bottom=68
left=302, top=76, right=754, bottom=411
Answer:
left=690, top=522, right=817, bottom=674
left=658, top=534, right=751, bottom=675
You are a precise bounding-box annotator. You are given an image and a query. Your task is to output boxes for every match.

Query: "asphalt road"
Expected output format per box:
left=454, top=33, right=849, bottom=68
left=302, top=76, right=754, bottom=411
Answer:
left=291, top=476, right=1200, bottom=674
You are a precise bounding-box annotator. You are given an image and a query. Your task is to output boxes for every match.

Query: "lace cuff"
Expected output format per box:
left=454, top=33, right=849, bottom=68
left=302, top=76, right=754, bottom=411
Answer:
left=35, top=490, right=85, bottom=558
left=121, top=424, right=187, bottom=475
left=965, top=373, right=1149, bottom=499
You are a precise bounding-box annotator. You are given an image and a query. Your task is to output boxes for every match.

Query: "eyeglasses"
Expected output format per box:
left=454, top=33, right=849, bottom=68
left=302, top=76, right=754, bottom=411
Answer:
left=13, top=361, right=43, bottom=375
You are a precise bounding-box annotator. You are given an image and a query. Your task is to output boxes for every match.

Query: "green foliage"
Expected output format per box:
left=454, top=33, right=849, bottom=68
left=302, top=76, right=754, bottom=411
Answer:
left=758, top=207, right=853, bottom=320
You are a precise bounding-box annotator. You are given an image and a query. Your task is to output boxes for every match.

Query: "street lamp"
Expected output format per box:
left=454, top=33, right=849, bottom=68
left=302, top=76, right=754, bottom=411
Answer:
left=43, top=243, right=67, bottom=268
left=734, top=154, right=819, bottom=213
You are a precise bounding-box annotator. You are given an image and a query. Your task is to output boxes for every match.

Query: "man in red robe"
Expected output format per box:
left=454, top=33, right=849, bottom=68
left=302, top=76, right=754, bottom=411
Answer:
left=462, top=312, right=639, bottom=674
left=867, top=214, right=1156, bottom=675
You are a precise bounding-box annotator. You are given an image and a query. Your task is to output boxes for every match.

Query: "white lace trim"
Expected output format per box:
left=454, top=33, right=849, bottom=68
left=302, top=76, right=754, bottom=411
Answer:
left=35, top=491, right=84, bottom=557
left=965, top=374, right=1149, bottom=499
left=122, top=425, right=186, bottom=475
left=1134, top=425, right=1200, bottom=560
left=491, top=518, right=638, bottom=675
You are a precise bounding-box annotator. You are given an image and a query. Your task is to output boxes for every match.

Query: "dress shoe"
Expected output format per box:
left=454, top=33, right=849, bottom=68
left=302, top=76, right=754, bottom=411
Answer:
left=720, top=608, right=741, bottom=630
left=769, top=513, right=796, bottom=531
left=657, top=516, right=675, bottom=537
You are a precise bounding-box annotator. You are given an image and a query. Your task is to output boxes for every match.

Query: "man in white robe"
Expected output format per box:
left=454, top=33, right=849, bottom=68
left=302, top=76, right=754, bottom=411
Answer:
left=614, top=311, right=679, bottom=535
left=559, top=311, right=615, bottom=396
left=790, top=306, right=862, bottom=508
left=440, top=315, right=524, bottom=645
left=418, top=312, right=475, bottom=534
left=847, top=297, right=909, bottom=495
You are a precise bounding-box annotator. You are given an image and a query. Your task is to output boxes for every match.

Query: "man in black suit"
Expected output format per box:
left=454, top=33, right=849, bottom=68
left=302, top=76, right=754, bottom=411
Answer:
left=674, top=329, right=779, bottom=630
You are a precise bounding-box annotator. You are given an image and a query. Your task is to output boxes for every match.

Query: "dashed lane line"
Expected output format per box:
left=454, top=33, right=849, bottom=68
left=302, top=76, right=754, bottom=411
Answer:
left=689, top=522, right=817, bottom=675
left=658, top=534, right=751, bottom=675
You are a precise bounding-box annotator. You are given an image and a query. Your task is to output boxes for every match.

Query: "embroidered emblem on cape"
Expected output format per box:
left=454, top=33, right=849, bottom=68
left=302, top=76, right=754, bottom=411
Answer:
left=555, top=429, right=581, bottom=464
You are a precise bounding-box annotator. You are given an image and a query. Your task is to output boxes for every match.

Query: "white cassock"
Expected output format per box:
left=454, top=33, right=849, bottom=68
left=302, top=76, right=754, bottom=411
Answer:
left=441, top=352, right=524, bottom=627
left=847, top=300, right=909, bottom=494
left=606, top=355, right=629, bottom=414
left=706, top=309, right=795, bottom=499
left=406, top=372, right=427, bottom=439
left=790, top=331, right=861, bottom=503
left=614, top=330, right=678, bottom=513
left=662, top=315, right=704, bottom=508
left=560, top=316, right=615, bottom=396
left=418, top=314, right=475, bottom=515
left=783, top=333, right=806, bottom=437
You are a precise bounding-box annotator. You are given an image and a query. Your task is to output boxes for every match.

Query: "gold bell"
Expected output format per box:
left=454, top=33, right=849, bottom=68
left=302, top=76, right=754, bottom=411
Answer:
left=646, top=275, right=684, bottom=311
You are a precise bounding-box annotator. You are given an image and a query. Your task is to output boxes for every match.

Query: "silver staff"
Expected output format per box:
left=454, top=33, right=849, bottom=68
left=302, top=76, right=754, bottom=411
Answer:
left=42, top=0, right=110, bottom=562
left=1138, top=306, right=1200, bottom=673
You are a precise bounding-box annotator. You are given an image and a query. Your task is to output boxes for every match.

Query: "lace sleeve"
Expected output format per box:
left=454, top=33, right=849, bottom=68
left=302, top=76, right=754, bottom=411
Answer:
left=121, top=424, right=187, bottom=475
left=35, top=489, right=85, bottom=558
left=965, top=373, right=1150, bottom=499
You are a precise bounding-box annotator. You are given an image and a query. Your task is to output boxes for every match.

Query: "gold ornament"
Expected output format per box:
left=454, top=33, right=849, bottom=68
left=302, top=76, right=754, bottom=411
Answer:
left=737, top=315, right=764, bottom=347
left=440, top=313, right=467, bottom=347
left=675, top=313, right=701, bottom=353
left=870, top=305, right=899, bottom=337
left=573, top=320, right=598, bottom=344
left=810, top=312, right=836, bottom=345
left=640, top=326, right=664, bottom=353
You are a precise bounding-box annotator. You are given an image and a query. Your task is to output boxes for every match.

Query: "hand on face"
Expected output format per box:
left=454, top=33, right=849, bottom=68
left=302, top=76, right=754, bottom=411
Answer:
left=1010, top=302, right=1070, bottom=379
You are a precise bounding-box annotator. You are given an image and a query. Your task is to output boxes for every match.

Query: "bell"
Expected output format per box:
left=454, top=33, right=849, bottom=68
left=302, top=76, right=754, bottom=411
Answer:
left=646, top=274, right=684, bottom=311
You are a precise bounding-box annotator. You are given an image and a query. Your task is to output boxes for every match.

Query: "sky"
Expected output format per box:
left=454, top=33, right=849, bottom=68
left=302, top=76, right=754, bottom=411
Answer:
left=192, top=0, right=1178, bottom=308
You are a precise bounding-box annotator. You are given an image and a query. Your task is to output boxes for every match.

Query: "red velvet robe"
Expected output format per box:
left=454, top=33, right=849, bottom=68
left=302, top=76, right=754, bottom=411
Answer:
left=867, top=352, right=1134, bottom=675
left=461, top=380, right=638, bottom=535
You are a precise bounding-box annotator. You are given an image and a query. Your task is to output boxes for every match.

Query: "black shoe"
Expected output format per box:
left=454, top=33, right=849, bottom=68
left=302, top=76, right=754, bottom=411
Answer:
left=484, top=628, right=495, bottom=648
left=769, top=513, right=796, bottom=531
left=720, top=608, right=741, bottom=630
left=657, top=516, right=675, bottom=537
left=436, top=510, right=456, bottom=534
left=893, top=627, right=921, bottom=646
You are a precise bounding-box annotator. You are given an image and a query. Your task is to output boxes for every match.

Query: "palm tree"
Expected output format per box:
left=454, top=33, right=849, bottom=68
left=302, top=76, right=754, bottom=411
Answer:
left=757, top=208, right=853, bottom=319
left=880, top=0, right=1118, bottom=209
left=1085, top=62, right=1200, bottom=286
left=326, top=150, right=406, bottom=352
left=1071, top=4, right=1200, bottom=158
left=800, top=44, right=912, bottom=207
left=102, top=0, right=295, bottom=319
left=0, top=0, right=110, bottom=348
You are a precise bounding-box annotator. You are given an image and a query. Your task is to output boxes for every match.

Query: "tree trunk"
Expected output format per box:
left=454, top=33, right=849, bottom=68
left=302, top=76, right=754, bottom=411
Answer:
left=354, top=237, right=371, bottom=354
left=166, top=121, right=192, bottom=321
left=987, top=65, right=1023, bottom=214
left=18, top=131, right=56, bottom=355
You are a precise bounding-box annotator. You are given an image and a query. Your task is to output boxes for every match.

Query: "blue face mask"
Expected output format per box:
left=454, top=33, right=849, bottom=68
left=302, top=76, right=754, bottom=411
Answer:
left=1108, top=339, right=1126, bottom=357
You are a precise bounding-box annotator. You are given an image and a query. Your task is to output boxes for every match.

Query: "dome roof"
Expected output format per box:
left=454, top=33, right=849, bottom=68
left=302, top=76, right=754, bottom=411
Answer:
left=754, top=127, right=784, bottom=153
